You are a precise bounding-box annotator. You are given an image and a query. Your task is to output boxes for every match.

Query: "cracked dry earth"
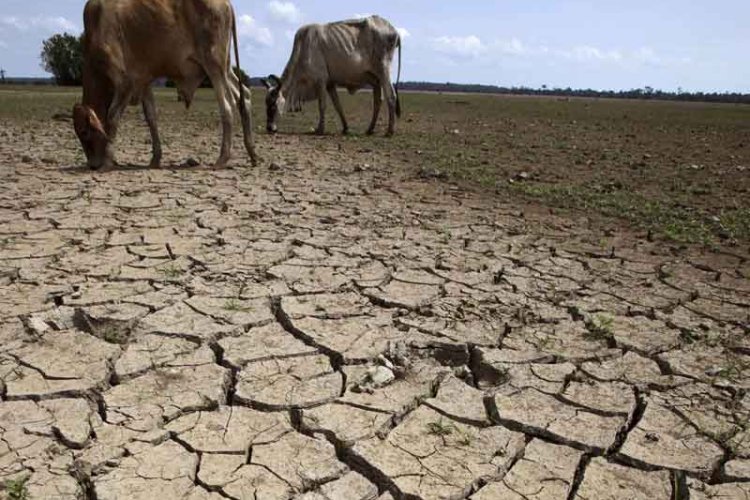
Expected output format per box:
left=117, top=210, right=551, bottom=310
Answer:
left=1, top=132, right=749, bottom=500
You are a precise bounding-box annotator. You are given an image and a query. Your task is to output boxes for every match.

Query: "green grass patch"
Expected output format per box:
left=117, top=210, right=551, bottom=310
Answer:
left=426, top=418, right=456, bottom=437
left=3, top=477, right=30, bottom=500
left=584, top=315, right=615, bottom=342
left=508, top=182, right=749, bottom=245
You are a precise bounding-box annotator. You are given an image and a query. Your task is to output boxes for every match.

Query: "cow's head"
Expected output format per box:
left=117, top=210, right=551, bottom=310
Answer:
left=73, top=104, right=111, bottom=169
left=261, top=75, right=284, bottom=134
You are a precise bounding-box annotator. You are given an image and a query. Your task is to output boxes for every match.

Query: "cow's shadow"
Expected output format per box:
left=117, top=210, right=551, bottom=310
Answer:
left=58, top=162, right=236, bottom=174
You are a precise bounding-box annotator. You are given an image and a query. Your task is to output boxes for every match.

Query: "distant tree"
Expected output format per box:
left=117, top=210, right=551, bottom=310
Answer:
left=40, top=33, right=83, bottom=86
left=0, top=69, right=6, bottom=83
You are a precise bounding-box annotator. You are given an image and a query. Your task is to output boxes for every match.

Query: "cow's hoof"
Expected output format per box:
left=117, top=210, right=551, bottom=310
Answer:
left=385, top=130, right=395, bottom=137
left=148, top=159, right=161, bottom=169
left=341, top=128, right=350, bottom=136
left=366, top=128, right=375, bottom=136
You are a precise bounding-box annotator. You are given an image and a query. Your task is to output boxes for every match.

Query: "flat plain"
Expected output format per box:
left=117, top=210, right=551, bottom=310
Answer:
left=0, top=86, right=748, bottom=499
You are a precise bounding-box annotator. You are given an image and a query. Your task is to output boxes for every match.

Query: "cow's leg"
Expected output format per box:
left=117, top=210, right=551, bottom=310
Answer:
left=374, top=63, right=397, bottom=137
left=205, top=70, right=234, bottom=167
left=142, top=88, right=162, bottom=168
left=326, top=84, right=348, bottom=135
left=382, top=79, right=397, bottom=137
left=104, top=89, right=132, bottom=167
left=227, top=69, right=258, bottom=166
left=315, top=85, right=327, bottom=135
left=366, top=85, right=382, bottom=135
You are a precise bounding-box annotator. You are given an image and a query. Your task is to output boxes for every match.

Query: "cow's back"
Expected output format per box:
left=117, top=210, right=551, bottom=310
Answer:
left=323, top=16, right=398, bottom=61
left=299, top=16, right=398, bottom=87
left=82, top=0, right=233, bottom=85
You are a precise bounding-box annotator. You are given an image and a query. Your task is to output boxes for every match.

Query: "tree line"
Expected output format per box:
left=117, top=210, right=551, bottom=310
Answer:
left=399, top=82, right=750, bottom=105
left=4, top=32, right=747, bottom=106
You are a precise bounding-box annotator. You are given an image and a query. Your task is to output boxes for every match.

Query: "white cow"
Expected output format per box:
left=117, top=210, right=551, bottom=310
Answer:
left=263, top=15, right=402, bottom=136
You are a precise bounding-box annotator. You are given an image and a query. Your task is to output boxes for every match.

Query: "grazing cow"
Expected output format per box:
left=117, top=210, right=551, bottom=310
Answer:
left=73, top=0, right=257, bottom=170
left=262, top=15, right=402, bottom=136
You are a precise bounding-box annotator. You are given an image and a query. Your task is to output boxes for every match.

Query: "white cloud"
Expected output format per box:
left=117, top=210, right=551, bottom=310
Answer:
left=432, top=35, right=486, bottom=58
left=237, top=14, right=273, bottom=46
left=0, top=15, right=78, bottom=33
left=633, top=47, right=660, bottom=65
left=495, top=38, right=526, bottom=55
left=268, top=1, right=302, bottom=24
left=396, top=27, right=410, bottom=39
left=353, top=13, right=373, bottom=19
left=561, top=45, right=623, bottom=62
left=430, top=35, right=687, bottom=69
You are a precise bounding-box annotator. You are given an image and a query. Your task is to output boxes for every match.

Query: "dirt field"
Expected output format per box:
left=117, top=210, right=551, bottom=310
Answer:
left=0, top=86, right=748, bottom=499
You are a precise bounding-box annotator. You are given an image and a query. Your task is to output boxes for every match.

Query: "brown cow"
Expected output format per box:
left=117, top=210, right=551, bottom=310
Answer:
left=73, top=0, right=257, bottom=170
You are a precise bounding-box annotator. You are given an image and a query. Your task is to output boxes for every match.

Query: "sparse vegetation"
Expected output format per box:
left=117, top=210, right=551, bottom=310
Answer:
left=97, top=325, right=129, bottom=344
left=3, top=476, right=30, bottom=500
left=535, top=336, right=556, bottom=350
left=426, top=418, right=456, bottom=437
left=455, top=428, right=474, bottom=446
left=584, top=315, right=615, bottom=342
left=0, top=237, right=16, bottom=248
left=157, top=263, right=183, bottom=279
left=0, top=85, right=747, bottom=246
left=223, top=298, right=249, bottom=312
left=711, top=355, right=748, bottom=383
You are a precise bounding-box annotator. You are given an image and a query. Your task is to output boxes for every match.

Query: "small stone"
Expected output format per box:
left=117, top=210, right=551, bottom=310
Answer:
left=377, top=355, right=394, bottom=370
left=26, top=315, right=50, bottom=335
left=367, top=366, right=395, bottom=388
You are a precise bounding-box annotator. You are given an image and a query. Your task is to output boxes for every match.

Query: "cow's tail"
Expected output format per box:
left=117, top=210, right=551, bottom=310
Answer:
left=231, top=10, right=247, bottom=121
left=395, top=35, right=402, bottom=118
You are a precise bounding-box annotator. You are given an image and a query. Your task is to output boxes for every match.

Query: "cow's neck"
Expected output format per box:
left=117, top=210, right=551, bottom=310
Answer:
left=279, top=65, right=294, bottom=95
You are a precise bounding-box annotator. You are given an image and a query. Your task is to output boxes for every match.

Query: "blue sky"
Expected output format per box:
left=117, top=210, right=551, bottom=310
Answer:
left=1, top=0, right=747, bottom=92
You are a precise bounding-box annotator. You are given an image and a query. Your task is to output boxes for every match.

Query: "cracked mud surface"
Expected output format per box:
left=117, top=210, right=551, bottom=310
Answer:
left=1, top=115, right=749, bottom=500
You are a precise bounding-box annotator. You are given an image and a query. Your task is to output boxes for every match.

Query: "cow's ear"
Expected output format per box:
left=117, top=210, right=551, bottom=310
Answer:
left=87, top=110, right=107, bottom=138
left=261, top=78, right=270, bottom=89
left=86, top=106, right=107, bottom=137
left=270, top=74, right=281, bottom=86
left=73, top=104, right=107, bottom=139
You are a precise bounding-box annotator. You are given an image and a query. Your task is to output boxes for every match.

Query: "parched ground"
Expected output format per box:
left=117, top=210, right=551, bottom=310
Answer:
left=0, top=88, right=749, bottom=499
